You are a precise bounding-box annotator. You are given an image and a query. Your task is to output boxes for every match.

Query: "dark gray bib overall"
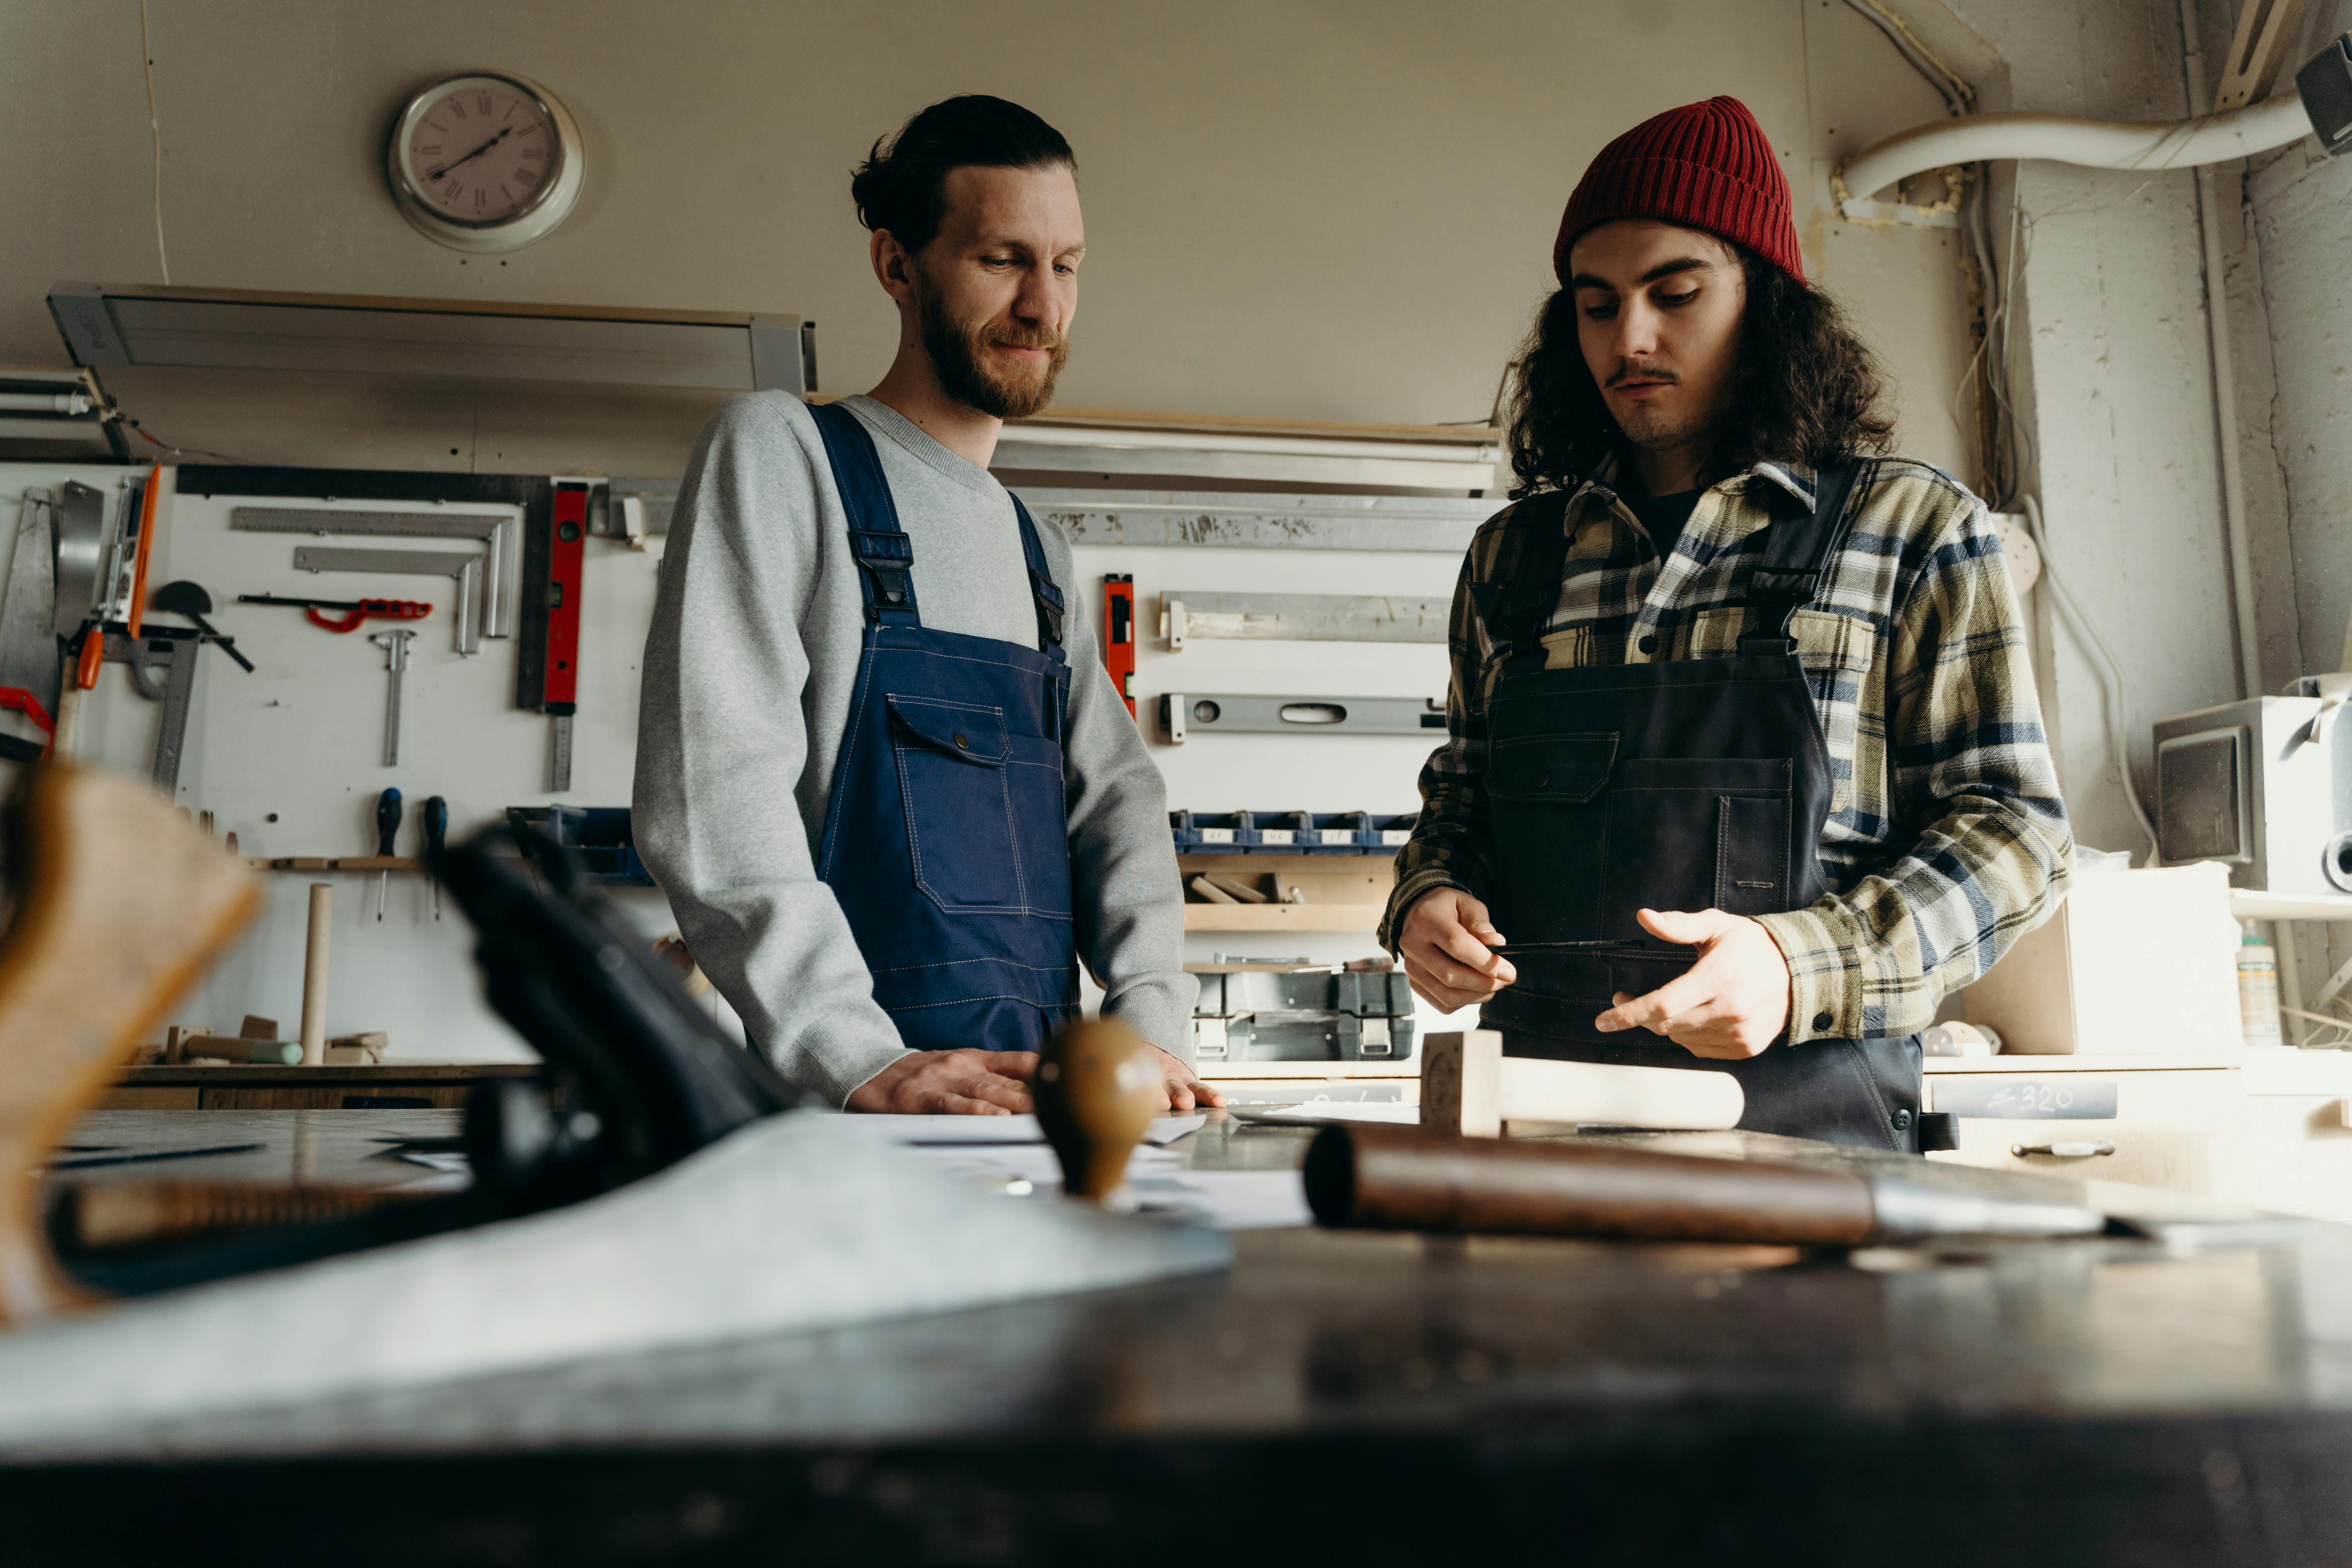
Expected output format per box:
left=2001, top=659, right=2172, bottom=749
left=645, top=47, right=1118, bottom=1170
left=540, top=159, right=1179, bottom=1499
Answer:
left=1474, top=463, right=1924, bottom=1152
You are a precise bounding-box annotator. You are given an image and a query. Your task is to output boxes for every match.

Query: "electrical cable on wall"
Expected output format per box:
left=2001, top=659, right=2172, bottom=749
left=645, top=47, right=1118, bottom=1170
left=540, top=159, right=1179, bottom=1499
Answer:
left=139, top=0, right=169, bottom=285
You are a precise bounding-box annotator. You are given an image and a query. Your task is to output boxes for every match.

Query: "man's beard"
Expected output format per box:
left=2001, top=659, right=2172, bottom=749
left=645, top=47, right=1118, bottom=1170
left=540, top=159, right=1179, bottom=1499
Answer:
left=1604, top=358, right=1712, bottom=453
left=918, top=276, right=1069, bottom=420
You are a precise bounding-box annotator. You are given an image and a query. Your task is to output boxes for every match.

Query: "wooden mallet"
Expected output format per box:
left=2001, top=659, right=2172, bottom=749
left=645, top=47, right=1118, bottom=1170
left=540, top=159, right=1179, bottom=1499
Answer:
left=1032, top=1018, right=1163, bottom=1203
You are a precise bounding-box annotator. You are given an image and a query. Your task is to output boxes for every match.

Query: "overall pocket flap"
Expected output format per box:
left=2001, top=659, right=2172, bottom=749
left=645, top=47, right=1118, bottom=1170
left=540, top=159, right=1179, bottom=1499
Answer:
left=1488, top=732, right=1619, bottom=801
left=887, top=696, right=1009, bottom=765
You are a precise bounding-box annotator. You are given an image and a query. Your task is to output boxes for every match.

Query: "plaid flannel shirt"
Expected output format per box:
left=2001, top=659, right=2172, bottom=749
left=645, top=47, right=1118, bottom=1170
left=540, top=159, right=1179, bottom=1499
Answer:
left=1382, top=454, right=2073, bottom=1044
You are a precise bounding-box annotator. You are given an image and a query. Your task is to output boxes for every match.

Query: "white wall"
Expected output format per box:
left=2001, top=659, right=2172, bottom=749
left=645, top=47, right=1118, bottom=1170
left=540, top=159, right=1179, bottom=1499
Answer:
left=0, top=0, right=1969, bottom=469
left=0, top=0, right=1990, bottom=1064
left=2212, top=0, right=2352, bottom=1007
left=1937, top=0, right=2247, bottom=862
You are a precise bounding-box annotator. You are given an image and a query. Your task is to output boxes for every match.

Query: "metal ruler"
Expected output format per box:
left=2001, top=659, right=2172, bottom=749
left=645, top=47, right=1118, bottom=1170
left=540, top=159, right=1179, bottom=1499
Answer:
left=232, top=506, right=515, bottom=638
left=291, top=546, right=484, bottom=654
left=1158, top=590, right=1449, bottom=646
left=1156, top=692, right=1446, bottom=743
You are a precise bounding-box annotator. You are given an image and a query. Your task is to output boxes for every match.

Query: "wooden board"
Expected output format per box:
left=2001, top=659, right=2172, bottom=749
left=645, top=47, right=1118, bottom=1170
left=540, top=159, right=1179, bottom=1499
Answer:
left=1181, top=905, right=1382, bottom=933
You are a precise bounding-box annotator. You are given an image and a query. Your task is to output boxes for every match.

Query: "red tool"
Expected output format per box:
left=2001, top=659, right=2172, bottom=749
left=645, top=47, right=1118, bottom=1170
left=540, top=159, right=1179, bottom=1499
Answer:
left=540, top=482, right=591, bottom=791
left=1102, top=574, right=1136, bottom=719
left=0, top=687, right=55, bottom=757
left=236, top=594, right=434, bottom=634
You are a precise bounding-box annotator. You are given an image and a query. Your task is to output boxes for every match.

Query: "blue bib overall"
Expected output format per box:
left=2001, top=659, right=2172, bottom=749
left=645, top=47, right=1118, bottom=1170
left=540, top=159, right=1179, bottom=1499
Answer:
left=806, top=401, right=1082, bottom=1054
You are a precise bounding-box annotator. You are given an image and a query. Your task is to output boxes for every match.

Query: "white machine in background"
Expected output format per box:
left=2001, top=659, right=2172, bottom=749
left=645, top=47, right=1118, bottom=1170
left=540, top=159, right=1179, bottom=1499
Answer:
left=2154, top=680, right=2352, bottom=898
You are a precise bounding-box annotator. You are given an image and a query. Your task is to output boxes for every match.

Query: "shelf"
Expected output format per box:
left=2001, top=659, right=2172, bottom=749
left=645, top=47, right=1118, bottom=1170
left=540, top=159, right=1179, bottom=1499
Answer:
left=1182, top=905, right=1383, bottom=933
left=244, top=856, right=423, bottom=873
left=1195, top=1059, right=1420, bottom=1079
left=1925, top=1050, right=2244, bottom=1074
left=1178, top=853, right=1397, bottom=875
left=2242, top=1045, right=2352, bottom=1096
left=2232, top=890, right=2352, bottom=922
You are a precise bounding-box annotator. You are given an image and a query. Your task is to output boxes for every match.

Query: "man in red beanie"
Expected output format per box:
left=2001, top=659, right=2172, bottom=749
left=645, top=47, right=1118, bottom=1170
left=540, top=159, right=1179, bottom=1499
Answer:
left=1383, top=96, right=2073, bottom=1151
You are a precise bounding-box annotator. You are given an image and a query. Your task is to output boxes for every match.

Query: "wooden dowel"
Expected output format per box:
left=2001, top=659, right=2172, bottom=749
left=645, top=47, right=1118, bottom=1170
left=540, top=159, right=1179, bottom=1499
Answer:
left=299, top=884, right=332, bottom=1067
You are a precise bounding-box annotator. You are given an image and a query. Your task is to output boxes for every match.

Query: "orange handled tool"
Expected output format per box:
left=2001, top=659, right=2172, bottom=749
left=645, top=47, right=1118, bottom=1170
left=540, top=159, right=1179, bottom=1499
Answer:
left=235, top=594, right=433, bottom=633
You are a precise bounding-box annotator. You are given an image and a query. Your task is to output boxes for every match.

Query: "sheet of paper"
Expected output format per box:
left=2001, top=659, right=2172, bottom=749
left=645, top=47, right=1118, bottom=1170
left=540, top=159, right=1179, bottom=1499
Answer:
left=381, top=1150, right=472, bottom=1194
left=910, top=1143, right=1186, bottom=1189
left=1137, top=1169, right=1314, bottom=1230
left=1236, top=1102, right=1423, bottom=1126
left=836, top=1112, right=1207, bottom=1146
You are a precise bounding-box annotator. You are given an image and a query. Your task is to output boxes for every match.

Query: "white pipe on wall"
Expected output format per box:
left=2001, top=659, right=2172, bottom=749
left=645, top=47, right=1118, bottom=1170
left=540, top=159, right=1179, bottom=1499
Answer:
left=2174, top=0, right=2266, bottom=709
left=1837, top=91, right=2312, bottom=206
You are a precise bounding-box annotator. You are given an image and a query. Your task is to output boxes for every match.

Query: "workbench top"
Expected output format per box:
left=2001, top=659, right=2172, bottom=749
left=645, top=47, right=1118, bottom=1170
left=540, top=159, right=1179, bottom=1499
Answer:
left=16, top=1107, right=2352, bottom=1564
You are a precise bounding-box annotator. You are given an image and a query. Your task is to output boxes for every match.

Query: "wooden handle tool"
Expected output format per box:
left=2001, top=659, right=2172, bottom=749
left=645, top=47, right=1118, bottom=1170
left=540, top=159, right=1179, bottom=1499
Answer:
left=51, top=1181, right=427, bottom=1254
left=1304, top=1123, right=2106, bottom=1246
left=1033, top=1018, right=1162, bottom=1203
left=0, top=764, right=262, bottom=1321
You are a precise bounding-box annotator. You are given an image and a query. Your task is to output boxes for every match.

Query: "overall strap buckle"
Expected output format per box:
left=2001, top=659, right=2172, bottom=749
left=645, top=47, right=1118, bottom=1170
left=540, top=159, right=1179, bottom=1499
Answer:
left=1738, top=460, right=1871, bottom=654
left=1009, top=494, right=1068, bottom=656
left=1486, top=488, right=1579, bottom=662
left=806, top=401, right=923, bottom=627
left=850, top=528, right=918, bottom=619
left=1029, top=570, right=1065, bottom=648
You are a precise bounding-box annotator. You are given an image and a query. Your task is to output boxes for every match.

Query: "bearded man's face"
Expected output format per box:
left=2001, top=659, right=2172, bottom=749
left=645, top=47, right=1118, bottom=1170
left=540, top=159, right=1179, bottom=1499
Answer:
left=911, top=162, right=1083, bottom=420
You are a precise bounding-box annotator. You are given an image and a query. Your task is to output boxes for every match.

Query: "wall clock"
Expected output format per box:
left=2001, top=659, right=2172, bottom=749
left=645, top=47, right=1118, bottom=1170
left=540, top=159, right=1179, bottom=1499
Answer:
left=385, top=72, right=584, bottom=253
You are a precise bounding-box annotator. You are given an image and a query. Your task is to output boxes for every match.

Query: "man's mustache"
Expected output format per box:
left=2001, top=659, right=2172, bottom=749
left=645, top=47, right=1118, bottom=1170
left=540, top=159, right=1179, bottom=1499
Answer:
left=1606, top=361, right=1679, bottom=389
left=985, top=324, right=1065, bottom=352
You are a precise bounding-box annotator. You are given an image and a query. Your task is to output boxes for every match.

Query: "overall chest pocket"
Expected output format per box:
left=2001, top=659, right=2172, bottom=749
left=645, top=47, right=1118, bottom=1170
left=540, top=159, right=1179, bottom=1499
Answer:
left=1599, top=757, right=1794, bottom=926
left=1485, top=732, right=1618, bottom=942
left=888, top=695, right=1021, bottom=911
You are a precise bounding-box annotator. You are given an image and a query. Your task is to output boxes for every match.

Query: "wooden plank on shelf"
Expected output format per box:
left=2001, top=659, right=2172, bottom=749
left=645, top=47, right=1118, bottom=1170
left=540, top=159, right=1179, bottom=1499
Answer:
left=247, top=856, right=423, bottom=872
left=1181, top=904, right=1383, bottom=933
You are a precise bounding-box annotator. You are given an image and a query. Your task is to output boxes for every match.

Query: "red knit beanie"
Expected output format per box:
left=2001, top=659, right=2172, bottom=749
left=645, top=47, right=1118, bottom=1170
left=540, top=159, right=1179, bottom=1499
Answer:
left=1552, top=96, right=1804, bottom=285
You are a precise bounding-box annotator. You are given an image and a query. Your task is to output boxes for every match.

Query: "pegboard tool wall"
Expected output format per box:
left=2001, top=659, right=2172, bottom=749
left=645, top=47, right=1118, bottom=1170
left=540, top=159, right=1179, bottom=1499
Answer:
left=3, top=461, right=1474, bottom=1059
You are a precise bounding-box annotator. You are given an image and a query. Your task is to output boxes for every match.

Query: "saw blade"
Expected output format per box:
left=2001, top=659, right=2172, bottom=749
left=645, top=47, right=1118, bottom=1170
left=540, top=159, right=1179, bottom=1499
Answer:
left=0, top=491, right=59, bottom=714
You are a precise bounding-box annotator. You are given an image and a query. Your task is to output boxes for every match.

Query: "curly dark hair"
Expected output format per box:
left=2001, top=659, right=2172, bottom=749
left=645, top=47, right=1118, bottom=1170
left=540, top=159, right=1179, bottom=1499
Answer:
left=1503, top=245, right=1894, bottom=499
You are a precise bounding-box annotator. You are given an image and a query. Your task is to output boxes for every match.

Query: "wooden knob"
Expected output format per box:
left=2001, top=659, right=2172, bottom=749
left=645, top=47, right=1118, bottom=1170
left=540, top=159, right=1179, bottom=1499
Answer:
left=1033, top=1018, right=1161, bottom=1203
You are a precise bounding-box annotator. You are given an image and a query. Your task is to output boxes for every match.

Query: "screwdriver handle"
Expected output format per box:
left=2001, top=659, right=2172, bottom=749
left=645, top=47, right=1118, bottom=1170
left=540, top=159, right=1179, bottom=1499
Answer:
left=374, top=787, right=403, bottom=857
left=421, top=796, right=448, bottom=858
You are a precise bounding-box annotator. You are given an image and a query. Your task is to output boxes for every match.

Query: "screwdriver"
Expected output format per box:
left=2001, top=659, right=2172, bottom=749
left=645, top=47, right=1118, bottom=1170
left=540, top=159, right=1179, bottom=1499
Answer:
left=422, top=795, right=448, bottom=921
left=374, top=787, right=403, bottom=922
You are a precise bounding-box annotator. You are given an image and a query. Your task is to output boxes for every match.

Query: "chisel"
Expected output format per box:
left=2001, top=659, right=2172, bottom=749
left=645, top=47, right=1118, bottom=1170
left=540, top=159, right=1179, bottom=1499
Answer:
left=374, top=788, right=402, bottom=922
left=1304, top=1123, right=2108, bottom=1245
left=422, top=795, right=448, bottom=921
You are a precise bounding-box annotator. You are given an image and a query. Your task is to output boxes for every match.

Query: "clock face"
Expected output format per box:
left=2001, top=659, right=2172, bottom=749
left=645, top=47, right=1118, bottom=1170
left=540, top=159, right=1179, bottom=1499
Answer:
left=385, top=72, right=583, bottom=251
left=401, top=77, right=560, bottom=225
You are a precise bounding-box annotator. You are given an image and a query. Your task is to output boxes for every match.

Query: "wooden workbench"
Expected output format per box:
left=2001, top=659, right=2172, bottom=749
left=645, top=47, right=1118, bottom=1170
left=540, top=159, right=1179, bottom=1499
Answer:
left=11, top=1105, right=2352, bottom=1561
left=99, top=1062, right=538, bottom=1111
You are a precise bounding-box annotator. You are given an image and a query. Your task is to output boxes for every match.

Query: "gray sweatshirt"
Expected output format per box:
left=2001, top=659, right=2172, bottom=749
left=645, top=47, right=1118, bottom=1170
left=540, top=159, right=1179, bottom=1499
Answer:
left=634, top=392, right=1193, bottom=1105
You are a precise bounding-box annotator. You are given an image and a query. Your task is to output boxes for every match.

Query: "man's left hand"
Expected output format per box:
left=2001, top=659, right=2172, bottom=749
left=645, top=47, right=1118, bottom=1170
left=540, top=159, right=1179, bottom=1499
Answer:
left=1149, top=1044, right=1227, bottom=1112
left=1595, top=908, right=1792, bottom=1059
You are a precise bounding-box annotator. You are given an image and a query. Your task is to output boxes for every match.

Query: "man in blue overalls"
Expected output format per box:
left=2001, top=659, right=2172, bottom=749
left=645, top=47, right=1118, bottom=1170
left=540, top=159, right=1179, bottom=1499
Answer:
left=1385, top=97, right=2072, bottom=1150
left=637, top=96, right=1218, bottom=1116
